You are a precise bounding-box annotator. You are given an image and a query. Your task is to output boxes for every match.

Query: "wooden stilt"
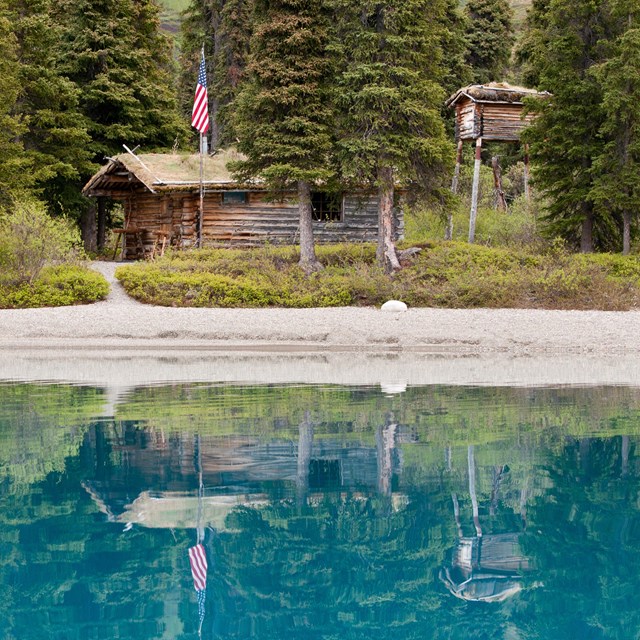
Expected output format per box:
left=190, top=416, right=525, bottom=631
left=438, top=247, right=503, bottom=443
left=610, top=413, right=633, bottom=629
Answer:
left=446, top=139, right=464, bottom=240
left=468, top=137, right=482, bottom=243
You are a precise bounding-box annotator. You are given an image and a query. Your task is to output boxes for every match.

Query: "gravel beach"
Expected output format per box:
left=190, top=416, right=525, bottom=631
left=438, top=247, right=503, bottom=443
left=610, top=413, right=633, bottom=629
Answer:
left=1, top=261, right=640, bottom=389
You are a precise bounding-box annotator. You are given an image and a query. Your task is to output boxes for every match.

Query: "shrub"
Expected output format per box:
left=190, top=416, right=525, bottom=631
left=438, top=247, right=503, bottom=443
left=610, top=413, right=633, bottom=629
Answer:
left=0, top=265, right=109, bottom=308
left=0, top=199, right=81, bottom=285
left=115, top=242, right=640, bottom=310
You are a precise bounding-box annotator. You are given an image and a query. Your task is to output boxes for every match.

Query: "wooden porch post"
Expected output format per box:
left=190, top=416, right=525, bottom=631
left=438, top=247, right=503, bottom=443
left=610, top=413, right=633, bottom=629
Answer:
left=468, top=137, right=482, bottom=243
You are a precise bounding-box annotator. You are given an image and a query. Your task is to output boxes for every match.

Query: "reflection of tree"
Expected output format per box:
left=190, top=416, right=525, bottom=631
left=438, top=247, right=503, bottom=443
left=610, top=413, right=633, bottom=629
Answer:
left=0, top=384, right=101, bottom=489
left=296, top=413, right=314, bottom=507
left=514, top=436, right=640, bottom=639
left=376, top=415, right=398, bottom=498
left=206, top=487, right=455, bottom=639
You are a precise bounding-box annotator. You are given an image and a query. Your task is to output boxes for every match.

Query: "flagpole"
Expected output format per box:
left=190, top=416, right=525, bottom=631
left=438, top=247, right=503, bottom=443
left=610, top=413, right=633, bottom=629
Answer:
left=199, top=132, right=204, bottom=248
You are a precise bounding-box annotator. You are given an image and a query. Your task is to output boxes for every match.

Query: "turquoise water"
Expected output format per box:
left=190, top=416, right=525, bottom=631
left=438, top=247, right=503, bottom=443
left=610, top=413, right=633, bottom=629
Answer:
left=1, top=381, right=640, bottom=639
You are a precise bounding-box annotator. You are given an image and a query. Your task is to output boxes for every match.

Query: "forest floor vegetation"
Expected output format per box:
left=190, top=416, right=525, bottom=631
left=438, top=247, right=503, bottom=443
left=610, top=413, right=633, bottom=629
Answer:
left=115, top=240, right=640, bottom=311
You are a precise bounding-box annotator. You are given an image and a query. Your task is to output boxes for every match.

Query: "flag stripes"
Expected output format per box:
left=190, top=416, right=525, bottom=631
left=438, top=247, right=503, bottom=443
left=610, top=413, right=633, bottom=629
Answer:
left=188, top=543, right=208, bottom=591
left=192, top=48, right=210, bottom=134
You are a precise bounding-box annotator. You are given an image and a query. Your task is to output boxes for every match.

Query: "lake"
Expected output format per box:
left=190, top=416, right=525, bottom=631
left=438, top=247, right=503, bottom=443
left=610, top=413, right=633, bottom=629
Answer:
left=1, top=378, right=639, bottom=639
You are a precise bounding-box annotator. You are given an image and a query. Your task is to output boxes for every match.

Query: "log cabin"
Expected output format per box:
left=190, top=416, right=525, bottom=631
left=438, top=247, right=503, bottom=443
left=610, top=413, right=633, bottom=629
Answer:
left=83, top=148, right=403, bottom=259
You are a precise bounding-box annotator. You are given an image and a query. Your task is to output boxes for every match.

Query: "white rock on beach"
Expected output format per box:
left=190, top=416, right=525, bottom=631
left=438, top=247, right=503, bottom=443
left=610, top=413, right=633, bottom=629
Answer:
left=381, top=300, right=408, bottom=312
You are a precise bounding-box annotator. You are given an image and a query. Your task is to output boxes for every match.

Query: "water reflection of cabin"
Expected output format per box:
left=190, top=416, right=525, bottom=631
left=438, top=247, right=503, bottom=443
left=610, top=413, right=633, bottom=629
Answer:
left=82, top=149, right=403, bottom=259
left=82, top=423, right=407, bottom=530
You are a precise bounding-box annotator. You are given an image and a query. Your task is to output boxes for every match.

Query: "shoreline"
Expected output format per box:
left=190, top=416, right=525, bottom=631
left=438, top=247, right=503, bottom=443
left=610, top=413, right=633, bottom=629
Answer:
left=1, top=261, right=640, bottom=389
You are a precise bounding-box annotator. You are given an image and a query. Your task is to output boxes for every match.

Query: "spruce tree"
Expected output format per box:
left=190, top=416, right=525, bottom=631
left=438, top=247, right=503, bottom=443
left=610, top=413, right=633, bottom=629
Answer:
left=52, top=0, right=189, bottom=246
left=333, top=0, right=453, bottom=272
left=590, top=1, right=640, bottom=254
left=56, top=0, right=188, bottom=160
left=464, top=0, right=515, bottom=84
left=440, top=0, right=473, bottom=97
left=519, top=0, right=612, bottom=251
left=0, top=4, right=32, bottom=206
left=7, top=0, right=93, bottom=216
left=230, top=0, right=335, bottom=273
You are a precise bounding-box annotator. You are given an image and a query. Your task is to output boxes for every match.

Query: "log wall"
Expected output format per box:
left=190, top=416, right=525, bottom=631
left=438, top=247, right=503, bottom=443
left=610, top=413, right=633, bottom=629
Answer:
left=120, top=190, right=402, bottom=258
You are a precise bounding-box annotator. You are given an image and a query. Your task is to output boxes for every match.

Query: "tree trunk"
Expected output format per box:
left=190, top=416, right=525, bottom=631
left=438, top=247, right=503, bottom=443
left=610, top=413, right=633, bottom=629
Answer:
left=298, top=180, right=322, bottom=273
left=297, top=412, right=314, bottom=507
left=377, top=164, right=401, bottom=273
left=580, top=205, right=594, bottom=253
left=80, top=203, right=97, bottom=253
left=97, top=197, right=107, bottom=251
left=491, top=156, right=507, bottom=212
left=623, top=210, right=631, bottom=255
left=467, top=445, right=482, bottom=537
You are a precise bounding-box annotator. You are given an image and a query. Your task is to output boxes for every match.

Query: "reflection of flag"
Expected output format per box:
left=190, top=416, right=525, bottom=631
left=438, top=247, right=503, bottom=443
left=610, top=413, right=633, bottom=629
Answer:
left=189, top=543, right=207, bottom=630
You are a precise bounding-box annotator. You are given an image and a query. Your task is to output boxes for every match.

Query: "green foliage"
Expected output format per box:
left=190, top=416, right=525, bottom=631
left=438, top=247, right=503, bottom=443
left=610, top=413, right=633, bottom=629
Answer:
left=0, top=198, right=108, bottom=307
left=589, top=9, right=640, bottom=252
left=407, top=197, right=541, bottom=250
left=0, top=200, right=82, bottom=285
left=464, top=0, right=515, bottom=83
left=229, top=0, right=336, bottom=190
left=0, top=265, right=109, bottom=308
left=116, top=242, right=640, bottom=310
left=439, top=0, right=473, bottom=98
left=56, top=0, right=189, bottom=161
left=332, top=0, right=453, bottom=191
left=0, top=5, right=33, bottom=206
left=518, top=0, right=640, bottom=253
left=5, top=0, right=94, bottom=216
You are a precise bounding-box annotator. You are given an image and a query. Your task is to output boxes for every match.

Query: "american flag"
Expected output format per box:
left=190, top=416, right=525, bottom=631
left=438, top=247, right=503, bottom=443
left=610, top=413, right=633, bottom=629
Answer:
left=189, top=543, right=208, bottom=630
left=192, top=48, right=210, bottom=134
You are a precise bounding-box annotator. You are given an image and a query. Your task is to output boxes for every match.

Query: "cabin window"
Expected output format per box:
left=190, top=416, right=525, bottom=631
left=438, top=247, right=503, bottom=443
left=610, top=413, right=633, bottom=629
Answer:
left=222, top=191, right=247, bottom=204
left=311, top=191, right=343, bottom=222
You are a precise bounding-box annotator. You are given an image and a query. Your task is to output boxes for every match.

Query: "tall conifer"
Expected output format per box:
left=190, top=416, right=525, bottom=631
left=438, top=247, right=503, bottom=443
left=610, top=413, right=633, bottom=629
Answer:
left=0, top=4, right=32, bottom=205
left=230, top=0, right=335, bottom=273
left=590, top=1, right=640, bottom=253
left=464, top=0, right=515, bottom=84
left=7, top=0, right=93, bottom=215
left=519, top=0, right=612, bottom=251
left=56, top=0, right=187, bottom=160
left=333, top=0, right=452, bottom=272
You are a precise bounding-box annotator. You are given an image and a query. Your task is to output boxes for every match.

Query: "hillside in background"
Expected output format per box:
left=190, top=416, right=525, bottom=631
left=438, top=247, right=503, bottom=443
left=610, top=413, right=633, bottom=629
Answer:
left=157, top=0, right=533, bottom=38
left=157, top=0, right=188, bottom=36
left=510, top=0, right=532, bottom=30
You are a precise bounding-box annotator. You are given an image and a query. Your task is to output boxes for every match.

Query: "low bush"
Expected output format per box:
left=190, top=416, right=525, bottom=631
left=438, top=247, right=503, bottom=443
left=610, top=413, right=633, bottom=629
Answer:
left=115, top=242, right=640, bottom=310
left=0, top=265, right=109, bottom=308
left=0, top=199, right=81, bottom=286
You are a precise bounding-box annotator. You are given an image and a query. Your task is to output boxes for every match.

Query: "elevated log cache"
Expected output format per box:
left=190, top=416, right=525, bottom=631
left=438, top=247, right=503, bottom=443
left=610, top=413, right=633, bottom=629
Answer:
left=445, top=83, right=549, bottom=241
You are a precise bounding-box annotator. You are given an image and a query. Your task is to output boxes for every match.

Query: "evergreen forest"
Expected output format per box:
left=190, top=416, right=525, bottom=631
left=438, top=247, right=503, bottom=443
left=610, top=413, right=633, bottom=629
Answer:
left=0, top=0, right=639, bottom=266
